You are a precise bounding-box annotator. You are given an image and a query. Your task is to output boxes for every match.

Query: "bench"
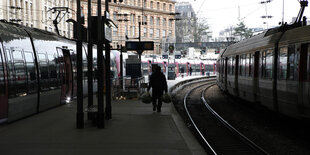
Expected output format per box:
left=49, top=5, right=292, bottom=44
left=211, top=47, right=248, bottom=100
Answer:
left=85, top=105, right=98, bottom=125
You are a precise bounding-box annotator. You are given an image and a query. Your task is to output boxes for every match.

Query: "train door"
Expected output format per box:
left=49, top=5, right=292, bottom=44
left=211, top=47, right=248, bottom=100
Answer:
left=253, top=51, right=260, bottom=102
left=234, top=55, right=239, bottom=96
left=57, top=48, right=73, bottom=103
left=299, top=44, right=310, bottom=110
left=224, top=57, right=228, bottom=90
left=307, top=44, right=310, bottom=107
left=0, top=46, right=8, bottom=122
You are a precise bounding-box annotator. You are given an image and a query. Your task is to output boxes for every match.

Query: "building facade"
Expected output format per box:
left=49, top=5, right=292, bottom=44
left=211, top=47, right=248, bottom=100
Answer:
left=0, top=0, right=73, bottom=38
left=77, top=0, right=176, bottom=55
left=175, top=2, right=196, bottom=43
left=0, top=0, right=175, bottom=55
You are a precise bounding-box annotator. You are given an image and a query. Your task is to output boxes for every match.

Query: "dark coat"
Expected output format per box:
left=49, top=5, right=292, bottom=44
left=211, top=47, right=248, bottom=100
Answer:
left=147, top=71, right=168, bottom=98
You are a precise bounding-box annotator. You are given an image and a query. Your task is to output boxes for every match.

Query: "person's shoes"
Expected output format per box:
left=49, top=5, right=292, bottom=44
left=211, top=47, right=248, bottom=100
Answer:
left=153, top=107, right=156, bottom=111
left=157, top=109, right=161, bottom=112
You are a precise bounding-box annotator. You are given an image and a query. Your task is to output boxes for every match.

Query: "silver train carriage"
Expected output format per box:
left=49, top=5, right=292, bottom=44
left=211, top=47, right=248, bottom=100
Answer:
left=217, top=24, right=310, bottom=118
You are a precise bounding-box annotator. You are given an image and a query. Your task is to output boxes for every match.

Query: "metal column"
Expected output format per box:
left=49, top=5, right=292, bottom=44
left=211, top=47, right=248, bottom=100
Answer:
left=97, top=0, right=105, bottom=128
left=76, top=0, right=84, bottom=129
left=105, top=0, right=112, bottom=120
left=87, top=0, right=93, bottom=120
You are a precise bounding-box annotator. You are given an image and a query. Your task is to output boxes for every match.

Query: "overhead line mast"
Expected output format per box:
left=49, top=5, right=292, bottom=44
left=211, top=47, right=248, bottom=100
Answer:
left=260, top=0, right=272, bottom=29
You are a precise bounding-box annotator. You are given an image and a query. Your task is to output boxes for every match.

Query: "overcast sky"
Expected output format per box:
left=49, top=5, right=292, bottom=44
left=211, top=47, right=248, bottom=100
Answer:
left=177, top=0, right=307, bottom=37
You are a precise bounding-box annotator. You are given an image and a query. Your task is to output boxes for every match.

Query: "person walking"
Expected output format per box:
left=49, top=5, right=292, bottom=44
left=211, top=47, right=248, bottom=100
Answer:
left=189, top=67, right=192, bottom=76
left=147, top=66, right=168, bottom=112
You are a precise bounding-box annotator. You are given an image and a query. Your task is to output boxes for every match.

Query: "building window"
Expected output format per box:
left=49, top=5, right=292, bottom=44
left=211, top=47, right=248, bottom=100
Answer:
left=113, top=27, right=117, bottom=36
left=131, top=26, right=135, bottom=36
left=163, top=18, right=166, bottom=27
left=150, top=1, right=153, bottom=8
left=113, top=12, right=117, bottom=21
left=131, top=14, right=135, bottom=24
left=156, top=17, right=160, bottom=27
left=143, top=15, right=147, bottom=23
left=150, top=16, right=153, bottom=25
left=169, top=20, right=172, bottom=27
left=138, top=16, right=141, bottom=22
left=125, top=25, right=128, bottom=35
left=169, top=4, right=172, bottom=12
left=150, top=28, right=153, bottom=37
left=163, top=3, right=166, bottom=11
left=144, top=0, right=147, bottom=8
left=156, top=29, right=160, bottom=38
left=157, top=2, right=160, bottom=9
left=144, top=28, right=147, bottom=37
left=168, top=30, right=172, bottom=36
left=162, top=30, right=166, bottom=37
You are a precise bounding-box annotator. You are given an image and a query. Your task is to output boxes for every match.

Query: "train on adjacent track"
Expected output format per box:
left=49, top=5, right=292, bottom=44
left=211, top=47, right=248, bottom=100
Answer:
left=141, top=54, right=216, bottom=78
left=0, top=20, right=121, bottom=123
left=216, top=4, right=310, bottom=118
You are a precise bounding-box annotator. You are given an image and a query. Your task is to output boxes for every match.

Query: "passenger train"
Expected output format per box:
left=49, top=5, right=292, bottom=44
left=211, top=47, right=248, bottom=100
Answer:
left=217, top=4, right=310, bottom=118
left=141, top=53, right=216, bottom=77
left=0, top=19, right=216, bottom=123
left=0, top=20, right=120, bottom=123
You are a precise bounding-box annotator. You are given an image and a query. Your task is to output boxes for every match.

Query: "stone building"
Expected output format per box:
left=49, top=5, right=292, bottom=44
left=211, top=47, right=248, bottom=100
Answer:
left=0, top=0, right=73, bottom=38
left=175, top=2, right=196, bottom=43
left=76, top=0, right=176, bottom=55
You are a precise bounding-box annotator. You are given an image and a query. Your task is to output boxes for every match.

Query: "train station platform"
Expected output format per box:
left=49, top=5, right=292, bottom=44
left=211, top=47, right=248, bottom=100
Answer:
left=0, top=76, right=208, bottom=155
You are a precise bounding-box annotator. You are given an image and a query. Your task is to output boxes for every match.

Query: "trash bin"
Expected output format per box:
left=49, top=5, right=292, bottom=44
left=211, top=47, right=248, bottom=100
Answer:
left=168, top=64, right=176, bottom=80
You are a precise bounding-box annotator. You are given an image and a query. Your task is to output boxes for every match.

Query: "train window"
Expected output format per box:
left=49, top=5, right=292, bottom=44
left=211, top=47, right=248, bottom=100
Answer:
left=245, top=54, right=250, bottom=77
left=0, top=49, right=5, bottom=95
left=5, top=49, right=14, bottom=98
left=24, top=52, right=36, bottom=81
left=287, top=45, right=295, bottom=80
left=261, top=49, right=273, bottom=79
left=38, top=53, right=49, bottom=79
left=24, top=51, right=37, bottom=94
left=195, top=64, right=200, bottom=72
left=247, top=53, right=253, bottom=77
left=12, top=50, right=27, bottom=96
left=232, top=56, right=235, bottom=75
left=308, top=45, right=310, bottom=80
left=82, top=48, right=87, bottom=81
left=227, top=57, right=231, bottom=75
left=48, top=54, right=57, bottom=79
left=251, top=53, right=256, bottom=77
left=239, top=54, right=245, bottom=76
left=279, top=47, right=288, bottom=80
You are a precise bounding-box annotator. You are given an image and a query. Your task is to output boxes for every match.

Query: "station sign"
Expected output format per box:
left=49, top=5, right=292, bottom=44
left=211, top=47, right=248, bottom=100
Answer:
left=125, top=41, right=154, bottom=51
left=105, top=24, right=112, bottom=42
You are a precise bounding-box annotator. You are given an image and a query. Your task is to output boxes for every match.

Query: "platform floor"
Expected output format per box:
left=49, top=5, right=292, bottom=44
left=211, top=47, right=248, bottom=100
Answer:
left=0, top=76, right=207, bottom=155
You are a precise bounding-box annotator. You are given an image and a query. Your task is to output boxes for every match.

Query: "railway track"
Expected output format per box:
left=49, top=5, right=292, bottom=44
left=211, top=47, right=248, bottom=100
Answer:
left=183, top=80, right=268, bottom=155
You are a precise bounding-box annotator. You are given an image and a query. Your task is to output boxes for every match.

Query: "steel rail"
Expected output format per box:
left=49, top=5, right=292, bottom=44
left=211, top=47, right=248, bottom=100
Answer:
left=183, top=81, right=218, bottom=155
left=201, top=85, right=269, bottom=155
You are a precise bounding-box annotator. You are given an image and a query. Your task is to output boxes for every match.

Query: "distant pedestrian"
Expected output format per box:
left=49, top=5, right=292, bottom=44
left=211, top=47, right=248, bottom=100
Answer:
left=189, top=67, right=192, bottom=76
left=147, top=66, right=168, bottom=112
